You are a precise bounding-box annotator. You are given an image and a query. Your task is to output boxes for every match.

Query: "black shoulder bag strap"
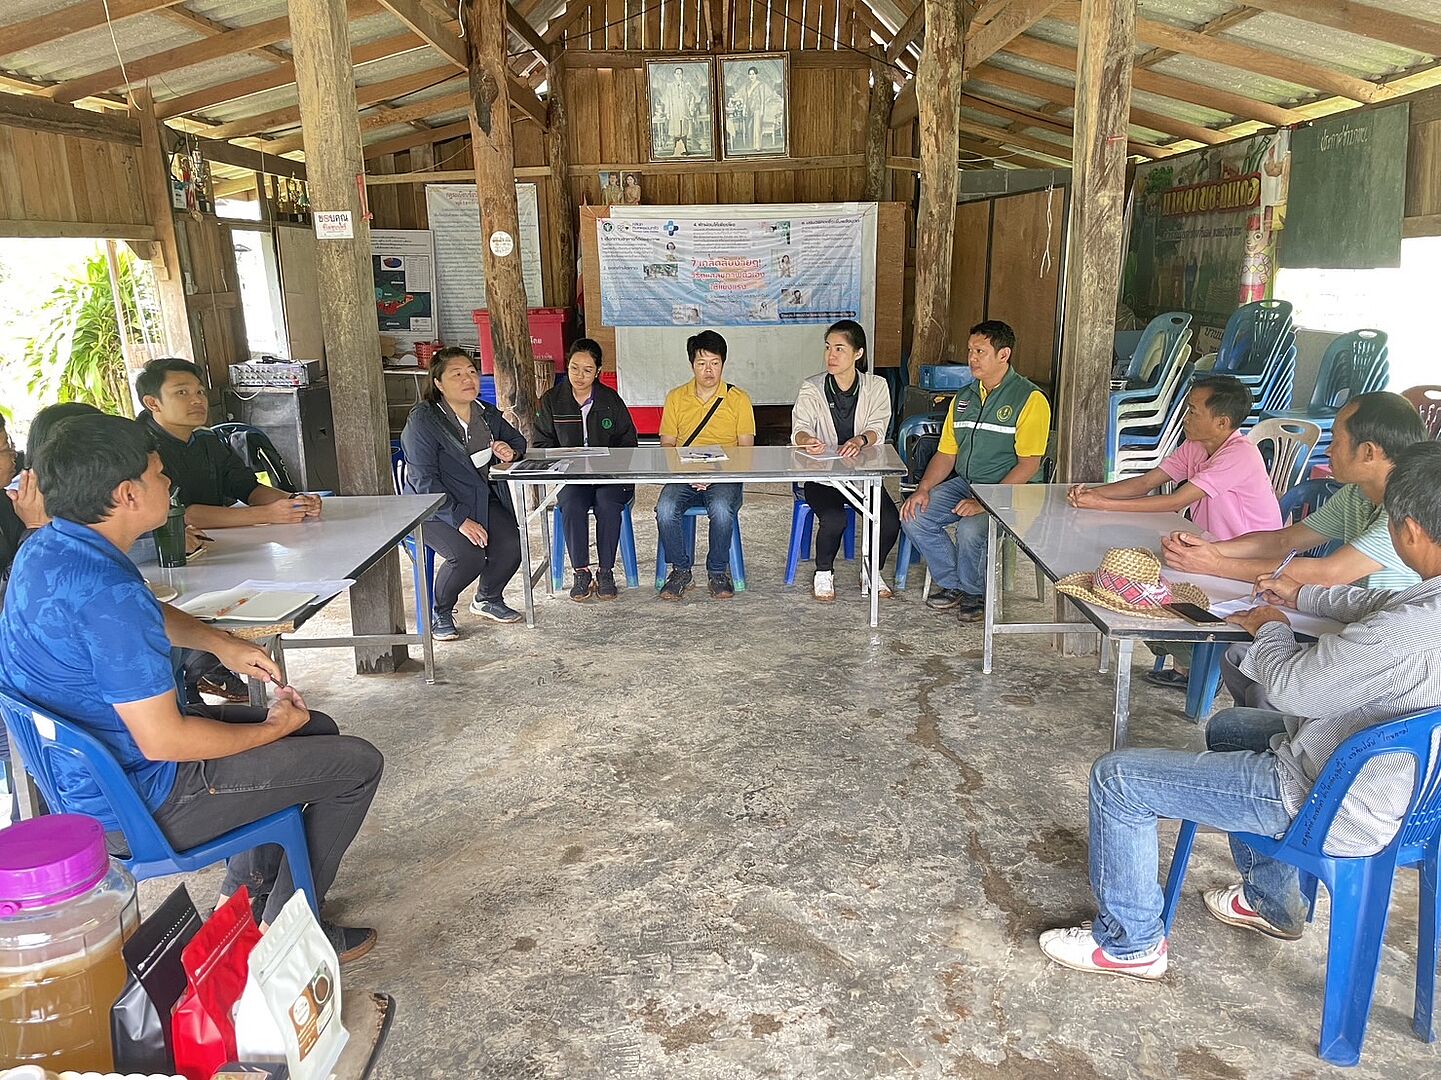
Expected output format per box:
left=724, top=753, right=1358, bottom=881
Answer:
left=681, top=385, right=730, bottom=447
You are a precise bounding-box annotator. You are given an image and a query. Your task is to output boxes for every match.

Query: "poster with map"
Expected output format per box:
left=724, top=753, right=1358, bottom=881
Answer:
left=596, top=211, right=863, bottom=328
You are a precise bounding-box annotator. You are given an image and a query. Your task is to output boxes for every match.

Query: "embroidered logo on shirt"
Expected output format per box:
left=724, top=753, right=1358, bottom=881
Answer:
left=997, top=405, right=1014, bottom=422
left=602, top=418, right=613, bottom=429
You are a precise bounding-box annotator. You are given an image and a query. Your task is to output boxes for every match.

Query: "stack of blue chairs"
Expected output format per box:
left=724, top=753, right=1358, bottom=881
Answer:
left=1106, top=312, right=1194, bottom=480
left=1262, top=329, right=1390, bottom=467
left=1212, top=299, right=1297, bottom=424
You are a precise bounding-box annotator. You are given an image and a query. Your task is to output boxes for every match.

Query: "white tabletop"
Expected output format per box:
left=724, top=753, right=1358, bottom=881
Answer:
left=501, top=444, right=905, bottom=483
left=132, top=494, right=443, bottom=619
left=972, top=483, right=1340, bottom=640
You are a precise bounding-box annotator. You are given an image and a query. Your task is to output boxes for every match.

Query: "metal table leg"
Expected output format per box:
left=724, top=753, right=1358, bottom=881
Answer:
left=868, top=478, right=881, bottom=629
left=1112, top=637, right=1135, bottom=749
left=511, top=480, right=536, bottom=628
left=982, top=514, right=999, bottom=675
left=1098, top=637, right=1110, bottom=674
left=415, top=518, right=436, bottom=683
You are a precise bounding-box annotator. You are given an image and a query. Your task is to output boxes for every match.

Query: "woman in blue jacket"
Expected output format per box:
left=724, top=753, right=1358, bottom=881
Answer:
left=400, top=347, right=527, bottom=638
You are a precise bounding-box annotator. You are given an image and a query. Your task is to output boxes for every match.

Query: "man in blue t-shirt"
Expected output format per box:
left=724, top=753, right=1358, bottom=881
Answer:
left=0, top=415, right=382, bottom=963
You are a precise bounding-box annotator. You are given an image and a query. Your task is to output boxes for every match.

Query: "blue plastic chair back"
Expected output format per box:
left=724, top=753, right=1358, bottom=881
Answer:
left=391, top=441, right=436, bottom=635
left=0, top=689, right=318, bottom=913
left=896, top=414, right=943, bottom=488
left=1124, top=312, right=1191, bottom=386
left=1215, top=300, right=1293, bottom=376
left=1308, top=330, right=1390, bottom=413
left=1280, top=478, right=1343, bottom=558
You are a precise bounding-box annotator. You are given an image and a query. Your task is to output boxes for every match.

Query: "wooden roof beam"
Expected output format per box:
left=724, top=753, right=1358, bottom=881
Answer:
left=364, top=117, right=471, bottom=158
left=1050, top=2, right=1395, bottom=103
left=885, top=2, right=925, bottom=63
left=263, top=88, right=472, bottom=155
left=542, top=0, right=597, bottom=45
left=0, top=0, right=186, bottom=61
left=1240, top=0, right=1441, bottom=59
left=957, top=135, right=1060, bottom=170
left=508, top=1, right=554, bottom=62
left=1133, top=6, right=1261, bottom=71
left=208, top=66, right=461, bottom=140
left=153, top=6, right=293, bottom=69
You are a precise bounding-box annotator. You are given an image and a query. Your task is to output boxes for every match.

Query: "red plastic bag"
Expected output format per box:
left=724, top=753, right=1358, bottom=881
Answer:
left=170, top=887, right=263, bottom=1080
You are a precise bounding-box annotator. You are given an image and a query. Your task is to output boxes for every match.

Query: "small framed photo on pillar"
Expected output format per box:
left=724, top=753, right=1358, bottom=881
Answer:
left=719, top=54, right=789, bottom=160
left=645, top=58, right=717, bottom=162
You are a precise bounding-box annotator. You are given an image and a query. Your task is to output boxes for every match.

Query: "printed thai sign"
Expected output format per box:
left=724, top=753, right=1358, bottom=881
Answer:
left=1159, top=174, right=1262, bottom=217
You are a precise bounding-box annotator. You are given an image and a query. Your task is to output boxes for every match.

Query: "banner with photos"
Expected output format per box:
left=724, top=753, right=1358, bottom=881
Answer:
left=596, top=211, right=863, bottom=327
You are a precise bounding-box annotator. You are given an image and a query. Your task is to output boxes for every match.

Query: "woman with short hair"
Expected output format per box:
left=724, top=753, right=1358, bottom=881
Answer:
left=792, top=319, right=901, bottom=601
left=400, top=347, right=526, bottom=638
left=533, top=338, right=639, bottom=600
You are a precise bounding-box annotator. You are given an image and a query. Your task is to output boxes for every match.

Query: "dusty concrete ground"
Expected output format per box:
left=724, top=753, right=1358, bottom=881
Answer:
left=177, top=485, right=1441, bottom=1078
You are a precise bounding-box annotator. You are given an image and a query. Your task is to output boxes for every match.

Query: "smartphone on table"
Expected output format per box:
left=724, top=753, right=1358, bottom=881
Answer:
left=1162, top=602, right=1227, bottom=625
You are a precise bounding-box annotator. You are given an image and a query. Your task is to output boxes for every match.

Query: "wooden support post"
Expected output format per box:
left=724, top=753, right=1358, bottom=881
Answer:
left=465, top=0, right=539, bottom=439
left=863, top=48, right=893, bottom=202
left=289, top=0, right=407, bottom=673
left=547, top=54, right=578, bottom=309
left=908, top=0, right=962, bottom=379
left=131, top=88, right=195, bottom=361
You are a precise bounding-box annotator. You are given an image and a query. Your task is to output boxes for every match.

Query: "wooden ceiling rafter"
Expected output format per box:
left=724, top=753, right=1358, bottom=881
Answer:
left=1132, top=5, right=1261, bottom=73
left=363, top=116, right=471, bottom=157
left=542, top=0, right=598, bottom=46
left=152, top=5, right=293, bottom=69
left=1239, top=0, right=1441, bottom=59
left=263, top=87, right=472, bottom=154
left=885, top=2, right=925, bottom=64
left=0, top=0, right=188, bottom=61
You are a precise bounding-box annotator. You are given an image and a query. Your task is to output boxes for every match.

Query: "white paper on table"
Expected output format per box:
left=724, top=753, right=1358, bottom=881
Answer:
left=178, top=588, right=317, bottom=622
left=794, top=447, right=847, bottom=462
left=551, top=447, right=610, bottom=457
left=237, top=579, right=355, bottom=604
left=1210, top=597, right=1257, bottom=617
left=678, top=447, right=727, bottom=463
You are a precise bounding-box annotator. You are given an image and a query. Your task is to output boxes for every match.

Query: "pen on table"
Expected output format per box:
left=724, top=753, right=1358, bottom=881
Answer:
left=1251, top=547, right=1299, bottom=600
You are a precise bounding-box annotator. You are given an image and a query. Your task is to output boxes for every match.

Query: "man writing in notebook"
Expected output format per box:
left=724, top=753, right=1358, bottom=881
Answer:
left=0, top=414, right=382, bottom=963
left=655, top=331, right=756, bottom=601
left=136, top=357, right=321, bottom=530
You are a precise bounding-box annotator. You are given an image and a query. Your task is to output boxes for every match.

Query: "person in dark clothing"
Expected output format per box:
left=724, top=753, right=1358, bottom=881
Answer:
left=533, top=339, right=639, bottom=601
left=399, top=347, right=527, bottom=638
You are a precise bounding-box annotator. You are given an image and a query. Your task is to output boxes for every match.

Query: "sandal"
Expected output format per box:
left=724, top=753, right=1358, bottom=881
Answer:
left=1144, top=668, right=1190, bottom=691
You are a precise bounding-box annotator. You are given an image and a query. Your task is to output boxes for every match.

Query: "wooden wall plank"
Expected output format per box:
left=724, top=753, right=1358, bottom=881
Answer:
left=1406, top=116, right=1441, bottom=220
left=986, top=189, right=1064, bottom=392
left=948, top=200, right=989, bottom=358
left=615, top=65, right=642, bottom=162
left=874, top=201, right=905, bottom=366
left=818, top=0, right=836, bottom=49
left=597, top=68, right=618, bottom=159
left=663, top=0, right=681, bottom=49
left=0, top=129, right=23, bottom=220
left=769, top=0, right=786, bottom=51
left=644, top=0, right=661, bottom=49
left=64, top=137, right=94, bottom=223
left=571, top=67, right=604, bottom=162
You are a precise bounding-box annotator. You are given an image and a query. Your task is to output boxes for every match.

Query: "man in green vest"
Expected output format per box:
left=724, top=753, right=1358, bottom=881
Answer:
left=900, top=320, right=1052, bottom=621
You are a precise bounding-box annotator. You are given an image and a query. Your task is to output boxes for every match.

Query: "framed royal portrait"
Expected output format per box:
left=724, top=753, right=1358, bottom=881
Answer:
left=645, top=58, right=716, bottom=162
left=719, top=54, right=789, bottom=159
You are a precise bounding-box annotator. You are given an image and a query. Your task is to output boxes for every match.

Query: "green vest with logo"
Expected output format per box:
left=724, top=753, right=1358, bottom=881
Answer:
left=950, top=367, right=1042, bottom=485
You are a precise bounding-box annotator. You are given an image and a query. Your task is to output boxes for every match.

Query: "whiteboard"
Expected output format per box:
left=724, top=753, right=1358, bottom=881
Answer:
left=613, top=203, right=878, bottom=406
left=425, top=183, right=544, bottom=347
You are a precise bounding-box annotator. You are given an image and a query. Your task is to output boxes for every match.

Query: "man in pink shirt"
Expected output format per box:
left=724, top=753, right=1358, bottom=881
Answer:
left=1067, top=374, right=1282, bottom=688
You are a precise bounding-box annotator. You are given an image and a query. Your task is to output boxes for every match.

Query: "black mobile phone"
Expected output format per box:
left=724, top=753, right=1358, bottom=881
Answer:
left=1163, top=602, right=1227, bottom=625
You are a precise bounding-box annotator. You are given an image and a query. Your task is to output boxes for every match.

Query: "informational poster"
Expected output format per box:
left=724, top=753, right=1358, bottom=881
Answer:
left=1121, top=130, right=1290, bottom=325
left=597, top=211, right=863, bottom=327
left=424, top=183, right=543, bottom=347
left=370, top=229, right=435, bottom=348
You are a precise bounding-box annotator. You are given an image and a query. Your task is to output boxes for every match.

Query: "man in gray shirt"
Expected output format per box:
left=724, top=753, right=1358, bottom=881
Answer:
left=1038, top=441, right=1441, bottom=982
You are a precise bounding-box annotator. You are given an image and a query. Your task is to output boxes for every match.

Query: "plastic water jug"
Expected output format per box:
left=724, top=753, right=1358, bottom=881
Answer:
left=0, top=814, right=139, bottom=1070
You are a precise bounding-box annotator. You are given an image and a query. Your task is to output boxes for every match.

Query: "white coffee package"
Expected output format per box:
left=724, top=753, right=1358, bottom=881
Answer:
left=232, top=891, right=347, bottom=1080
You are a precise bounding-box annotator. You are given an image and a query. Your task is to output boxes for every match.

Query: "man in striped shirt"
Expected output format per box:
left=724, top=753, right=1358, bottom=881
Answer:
left=1039, top=441, right=1441, bottom=981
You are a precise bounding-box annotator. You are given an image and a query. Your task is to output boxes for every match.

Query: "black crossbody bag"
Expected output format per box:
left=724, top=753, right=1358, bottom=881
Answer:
left=682, top=385, right=730, bottom=447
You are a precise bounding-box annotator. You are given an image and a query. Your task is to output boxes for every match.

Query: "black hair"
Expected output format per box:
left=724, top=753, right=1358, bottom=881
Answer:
left=687, top=330, right=728, bottom=364
left=28, top=402, right=103, bottom=468
left=35, top=414, right=154, bottom=525
left=425, top=347, right=479, bottom=403
left=1340, top=391, right=1429, bottom=463
left=1190, top=374, right=1252, bottom=431
left=748, top=66, right=758, bottom=74
left=826, top=319, right=868, bottom=373
left=567, top=338, right=603, bottom=368
left=1383, top=441, right=1441, bottom=546
left=968, top=320, right=1016, bottom=356
left=136, top=357, right=205, bottom=404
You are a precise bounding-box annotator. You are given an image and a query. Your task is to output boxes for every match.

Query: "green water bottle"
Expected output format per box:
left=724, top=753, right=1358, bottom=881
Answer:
left=154, top=488, right=188, bottom=568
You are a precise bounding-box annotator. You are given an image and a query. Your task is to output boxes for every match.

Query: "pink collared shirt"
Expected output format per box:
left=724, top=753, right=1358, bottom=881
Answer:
left=1159, top=430, right=1283, bottom=540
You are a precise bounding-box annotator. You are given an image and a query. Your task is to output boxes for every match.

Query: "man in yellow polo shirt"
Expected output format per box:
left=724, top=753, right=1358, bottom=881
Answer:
left=656, top=330, right=756, bottom=600
left=900, top=320, right=1051, bottom=621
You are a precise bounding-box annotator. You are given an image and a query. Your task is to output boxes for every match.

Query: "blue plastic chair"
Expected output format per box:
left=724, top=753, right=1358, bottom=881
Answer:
left=1262, top=330, right=1390, bottom=464
left=1161, top=706, right=1441, bottom=1066
left=0, top=690, right=319, bottom=916
left=654, top=505, right=746, bottom=591
left=784, top=485, right=856, bottom=586
left=550, top=501, right=640, bottom=591
left=1214, top=300, right=1294, bottom=378
left=894, top=415, right=944, bottom=590
left=1123, top=312, right=1192, bottom=388
left=391, top=442, right=437, bottom=636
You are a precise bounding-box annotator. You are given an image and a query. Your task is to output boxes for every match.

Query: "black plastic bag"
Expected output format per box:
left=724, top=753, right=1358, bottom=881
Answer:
left=111, top=883, right=203, bottom=1072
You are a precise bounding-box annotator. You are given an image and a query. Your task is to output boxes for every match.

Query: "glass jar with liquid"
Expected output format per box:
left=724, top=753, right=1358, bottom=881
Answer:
left=0, top=814, right=139, bottom=1070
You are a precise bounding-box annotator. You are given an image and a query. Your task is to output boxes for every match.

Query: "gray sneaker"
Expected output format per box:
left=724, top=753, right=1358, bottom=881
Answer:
left=926, top=588, right=966, bottom=610
left=658, top=567, right=692, bottom=600
left=431, top=609, right=460, bottom=640
left=469, top=598, right=522, bottom=623
left=569, top=568, right=594, bottom=602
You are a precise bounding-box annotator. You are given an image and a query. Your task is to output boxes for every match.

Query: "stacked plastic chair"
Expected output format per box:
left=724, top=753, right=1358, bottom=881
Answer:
left=1106, top=313, right=1195, bottom=480
left=1262, top=329, right=1390, bottom=467
left=1120, top=312, right=1191, bottom=390
left=1402, top=385, right=1441, bottom=439
left=1212, top=300, right=1298, bottom=424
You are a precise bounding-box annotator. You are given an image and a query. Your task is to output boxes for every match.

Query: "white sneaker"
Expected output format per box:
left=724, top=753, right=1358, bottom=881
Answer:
left=813, top=570, right=835, bottom=602
left=860, top=574, right=893, bottom=598
left=1202, top=883, right=1302, bottom=940
left=1038, top=923, right=1168, bottom=981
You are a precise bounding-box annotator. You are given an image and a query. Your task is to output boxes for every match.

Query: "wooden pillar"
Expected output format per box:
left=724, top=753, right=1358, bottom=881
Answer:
left=908, top=0, right=962, bottom=381
left=289, top=0, right=407, bottom=673
left=863, top=48, right=894, bottom=203
left=131, top=88, right=195, bottom=361
left=546, top=54, right=578, bottom=310
left=1056, top=0, right=1135, bottom=484
left=465, top=0, right=539, bottom=440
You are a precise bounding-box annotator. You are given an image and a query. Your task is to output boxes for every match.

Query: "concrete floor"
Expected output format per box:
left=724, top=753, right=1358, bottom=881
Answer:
left=212, top=485, right=1441, bottom=1078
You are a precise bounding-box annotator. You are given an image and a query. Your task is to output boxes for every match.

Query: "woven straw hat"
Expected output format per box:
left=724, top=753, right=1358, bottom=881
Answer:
left=1055, top=546, right=1210, bottom=618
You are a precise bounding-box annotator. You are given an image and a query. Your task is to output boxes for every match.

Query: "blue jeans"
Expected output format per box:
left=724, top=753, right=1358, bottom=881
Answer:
left=655, top=482, right=743, bottom=575
left=899, top=475, right=988, bottom=594
left=1088, top=707, right=1306, bottom=957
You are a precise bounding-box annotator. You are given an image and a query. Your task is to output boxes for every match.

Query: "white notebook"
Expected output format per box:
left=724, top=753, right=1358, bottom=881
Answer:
left=178, top=588, right=317, bottom=622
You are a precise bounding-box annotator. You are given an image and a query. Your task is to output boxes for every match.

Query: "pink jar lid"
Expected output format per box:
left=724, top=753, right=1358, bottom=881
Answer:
left=0, top=814, right=110, bottom=916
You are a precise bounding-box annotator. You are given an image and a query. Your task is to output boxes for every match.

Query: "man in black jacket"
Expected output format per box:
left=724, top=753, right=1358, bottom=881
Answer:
left=533, top=339, right=639, bottom=600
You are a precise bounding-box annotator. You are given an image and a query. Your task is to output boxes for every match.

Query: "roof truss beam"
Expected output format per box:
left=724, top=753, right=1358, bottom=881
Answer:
left=0, top=0, right=186, bottom=61
left=1240, top=0, right=1441, bottom=59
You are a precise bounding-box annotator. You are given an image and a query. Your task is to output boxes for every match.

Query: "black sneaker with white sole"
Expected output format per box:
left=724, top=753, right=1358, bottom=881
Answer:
left=658, top=568, right=692, bottom=600
left=432, top=609, right=460, bottom=641
left=469, top=598, right=522, bottom=623
left=570, top=568, right=594, bottom=601
left=708, top=572, right=735, bottom=599
left=926, top=588, right=967, bottom=610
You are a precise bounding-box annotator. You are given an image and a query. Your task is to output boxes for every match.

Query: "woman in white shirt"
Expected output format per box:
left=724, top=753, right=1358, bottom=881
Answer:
left=791, top=320, right=901, bottom=601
